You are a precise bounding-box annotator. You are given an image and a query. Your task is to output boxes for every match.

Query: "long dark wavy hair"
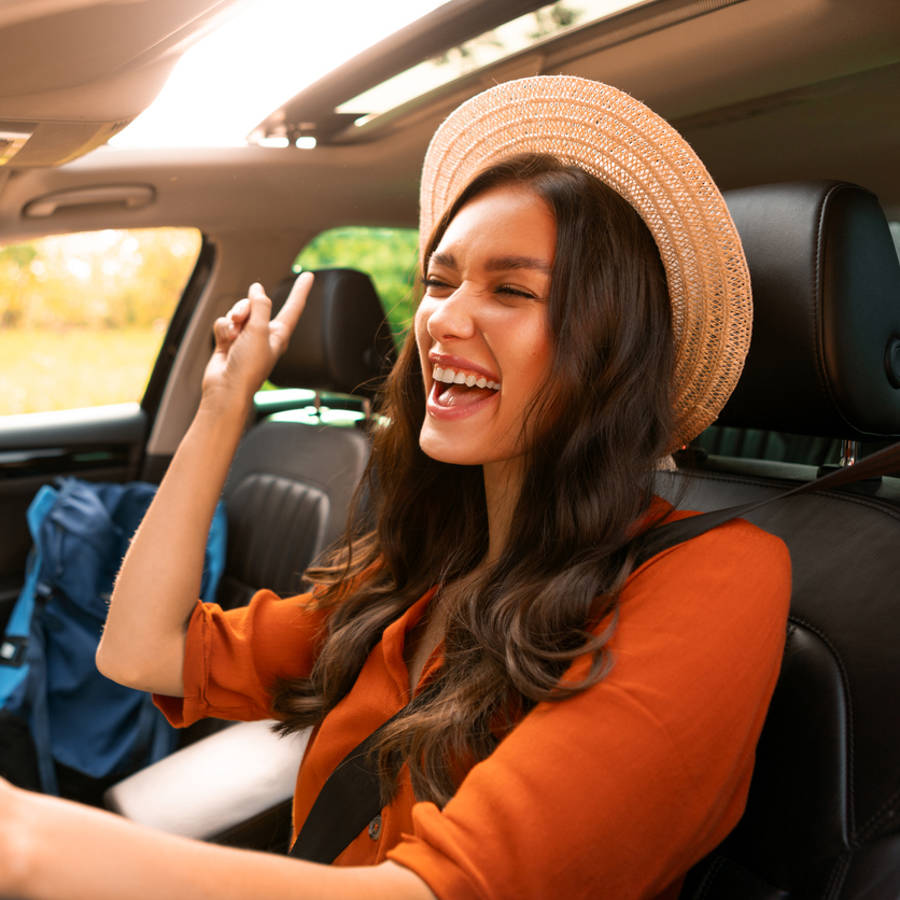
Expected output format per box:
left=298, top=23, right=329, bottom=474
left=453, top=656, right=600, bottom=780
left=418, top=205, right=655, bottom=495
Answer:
left=272, top=152, right=674, bottom=806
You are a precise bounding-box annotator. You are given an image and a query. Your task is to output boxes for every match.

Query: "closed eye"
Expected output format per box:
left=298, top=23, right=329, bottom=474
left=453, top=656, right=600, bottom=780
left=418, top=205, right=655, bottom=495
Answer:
left=421, top=276, right=542, bottom=300
left=496, top=284, right=538, bottom=299
left=422, top=276, right=453, bottom=292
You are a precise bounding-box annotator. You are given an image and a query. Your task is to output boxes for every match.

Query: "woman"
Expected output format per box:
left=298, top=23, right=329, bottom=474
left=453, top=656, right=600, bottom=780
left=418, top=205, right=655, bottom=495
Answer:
left=0, top=77, right=789, bottom=899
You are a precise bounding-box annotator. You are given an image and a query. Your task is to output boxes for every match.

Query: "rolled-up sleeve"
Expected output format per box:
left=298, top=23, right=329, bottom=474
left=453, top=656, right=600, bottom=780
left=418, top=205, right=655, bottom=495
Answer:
left=154, top=589, right=328, bottom=727
left=388, top=520, right=791, bottom=899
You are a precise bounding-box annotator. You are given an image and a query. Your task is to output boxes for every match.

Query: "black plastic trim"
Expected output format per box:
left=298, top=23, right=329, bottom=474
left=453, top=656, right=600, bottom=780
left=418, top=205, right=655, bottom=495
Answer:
left=0, top=444, right=134, bottom=480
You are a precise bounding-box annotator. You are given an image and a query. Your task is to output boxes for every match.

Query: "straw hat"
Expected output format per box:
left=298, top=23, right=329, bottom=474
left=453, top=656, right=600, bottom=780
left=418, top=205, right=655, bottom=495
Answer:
left=419, top=75, right=752, bottom=447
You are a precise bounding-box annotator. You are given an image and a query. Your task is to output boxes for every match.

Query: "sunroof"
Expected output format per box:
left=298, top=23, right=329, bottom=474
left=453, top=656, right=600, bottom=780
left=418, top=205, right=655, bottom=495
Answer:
left=109, top=0, right=446, bottom=149
left=335, top=0, right=652, bottom=126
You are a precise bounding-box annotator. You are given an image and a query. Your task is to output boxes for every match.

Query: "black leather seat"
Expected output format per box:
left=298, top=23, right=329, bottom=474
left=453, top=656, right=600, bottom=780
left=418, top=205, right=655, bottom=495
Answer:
left=217, top=267, right=394, bottom=609
left=673, top=182, right=900, bottom=898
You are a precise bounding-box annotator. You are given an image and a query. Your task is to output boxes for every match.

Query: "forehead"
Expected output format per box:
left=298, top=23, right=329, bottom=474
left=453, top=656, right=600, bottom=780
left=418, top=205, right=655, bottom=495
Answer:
left=434, top=184, right=557, bottom=259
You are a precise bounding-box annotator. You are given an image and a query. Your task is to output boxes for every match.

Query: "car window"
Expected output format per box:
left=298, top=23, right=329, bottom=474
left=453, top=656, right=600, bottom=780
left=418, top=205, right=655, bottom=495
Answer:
left=694, top=425, right=842, bottom=467
left=293, top=225, right=419, bottom=343
left=0, top=227, right=201, bottom=416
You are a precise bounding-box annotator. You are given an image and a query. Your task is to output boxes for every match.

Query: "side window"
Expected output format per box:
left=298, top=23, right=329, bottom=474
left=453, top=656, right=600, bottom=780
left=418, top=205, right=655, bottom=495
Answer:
left=0, top=228, right=202, bottom=416
left=293, top=225, right=419, bottom=343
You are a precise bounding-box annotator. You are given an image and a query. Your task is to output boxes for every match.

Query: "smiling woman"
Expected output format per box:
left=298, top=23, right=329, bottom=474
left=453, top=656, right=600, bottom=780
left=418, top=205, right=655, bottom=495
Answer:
left=1, top=0, right=899, bottom=894
left=1, top=75, right=791, bottom=900
left=417, top=183, right=555, bottom=472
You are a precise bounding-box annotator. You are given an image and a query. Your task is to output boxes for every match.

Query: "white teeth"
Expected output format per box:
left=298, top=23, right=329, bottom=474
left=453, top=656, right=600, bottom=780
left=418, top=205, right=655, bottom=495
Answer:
left=431, top=365, right=499, bottom=391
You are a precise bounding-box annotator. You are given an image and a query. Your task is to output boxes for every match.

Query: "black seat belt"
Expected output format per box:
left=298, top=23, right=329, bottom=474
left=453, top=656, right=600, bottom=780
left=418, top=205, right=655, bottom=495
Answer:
left=289, top=684, right=437, bottom=864
left=290, top=440, right=900, bottom=864
left=635, top=440, right=900, bottom=565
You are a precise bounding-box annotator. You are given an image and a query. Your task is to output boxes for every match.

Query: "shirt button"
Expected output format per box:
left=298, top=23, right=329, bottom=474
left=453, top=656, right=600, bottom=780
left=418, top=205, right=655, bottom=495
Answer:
left=367, top=814, right=382, bottom=841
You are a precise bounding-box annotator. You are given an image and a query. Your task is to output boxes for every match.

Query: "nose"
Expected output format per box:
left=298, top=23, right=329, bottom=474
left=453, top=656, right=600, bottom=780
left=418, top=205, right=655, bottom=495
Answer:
left=425, top=282, right=478, bottom=343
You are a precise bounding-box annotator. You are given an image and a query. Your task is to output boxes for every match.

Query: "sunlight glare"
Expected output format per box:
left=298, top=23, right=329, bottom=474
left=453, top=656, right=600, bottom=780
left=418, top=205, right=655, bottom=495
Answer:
left=110, top=0, right=446, bottom=149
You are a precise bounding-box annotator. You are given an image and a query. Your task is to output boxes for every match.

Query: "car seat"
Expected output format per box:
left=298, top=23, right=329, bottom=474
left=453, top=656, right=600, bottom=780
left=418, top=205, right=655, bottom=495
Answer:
left=216, top=267, right=395, bottom=609
left=673, top=182, right=900, bottom=898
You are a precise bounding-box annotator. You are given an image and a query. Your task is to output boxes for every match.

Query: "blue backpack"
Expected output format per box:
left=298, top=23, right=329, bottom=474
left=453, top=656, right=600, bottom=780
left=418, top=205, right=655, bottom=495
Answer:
left=0, top=478, right=226, bottom=796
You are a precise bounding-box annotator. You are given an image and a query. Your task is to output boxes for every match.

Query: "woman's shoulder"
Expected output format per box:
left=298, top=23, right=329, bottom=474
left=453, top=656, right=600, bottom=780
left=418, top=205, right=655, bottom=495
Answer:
left=619, top=498, right=791, bottom=637
left=638, top=497, right=790, bottom=573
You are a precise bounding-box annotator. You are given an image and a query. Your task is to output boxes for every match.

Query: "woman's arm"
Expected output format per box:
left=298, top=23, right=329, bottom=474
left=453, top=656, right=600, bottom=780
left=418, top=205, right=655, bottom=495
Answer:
left=0, top=779, right=436, bottom=900
left=96, top=276, right=314, bottom=697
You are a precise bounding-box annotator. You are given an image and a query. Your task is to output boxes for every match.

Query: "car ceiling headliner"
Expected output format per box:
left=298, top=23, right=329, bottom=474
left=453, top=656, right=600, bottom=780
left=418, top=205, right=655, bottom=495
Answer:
left=0, top=0, right=897, bottom=243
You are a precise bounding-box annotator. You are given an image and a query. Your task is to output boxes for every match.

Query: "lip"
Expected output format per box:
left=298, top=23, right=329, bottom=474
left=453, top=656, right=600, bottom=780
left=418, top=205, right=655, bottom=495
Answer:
left=426, top=379, right=499, bottom=421
left=427, top=352, right=499, bottom=384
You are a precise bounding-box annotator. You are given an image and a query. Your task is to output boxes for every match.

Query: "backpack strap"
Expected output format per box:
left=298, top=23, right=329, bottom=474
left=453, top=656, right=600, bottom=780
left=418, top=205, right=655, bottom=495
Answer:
left=0, top=484, right=61, bottom=794
left=0, top=486, right=58, bottom=685
left=290, top=440, right=900, bottom=864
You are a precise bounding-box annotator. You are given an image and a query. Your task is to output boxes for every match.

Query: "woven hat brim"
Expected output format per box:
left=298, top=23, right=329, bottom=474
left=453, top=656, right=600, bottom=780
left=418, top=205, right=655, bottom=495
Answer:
left=419, top=76, right=752, bottom=447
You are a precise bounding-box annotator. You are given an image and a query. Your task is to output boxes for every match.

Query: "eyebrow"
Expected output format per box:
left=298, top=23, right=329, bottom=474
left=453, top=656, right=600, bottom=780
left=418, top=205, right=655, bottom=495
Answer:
left=429, top=251, right=552, bottom=274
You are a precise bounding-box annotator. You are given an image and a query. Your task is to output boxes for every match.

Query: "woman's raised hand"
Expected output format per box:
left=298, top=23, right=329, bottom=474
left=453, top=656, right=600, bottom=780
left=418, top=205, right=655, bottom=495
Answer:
left=202, top=273, right=314, bottom=410
left=97, top=273, right=315, bottom=698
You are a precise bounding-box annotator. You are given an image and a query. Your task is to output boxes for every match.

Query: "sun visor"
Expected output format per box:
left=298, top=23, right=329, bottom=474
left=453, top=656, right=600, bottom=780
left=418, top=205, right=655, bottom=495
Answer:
left=0, top=119, right=130, bottom=168
left=0, top=0, right=243, bottom=167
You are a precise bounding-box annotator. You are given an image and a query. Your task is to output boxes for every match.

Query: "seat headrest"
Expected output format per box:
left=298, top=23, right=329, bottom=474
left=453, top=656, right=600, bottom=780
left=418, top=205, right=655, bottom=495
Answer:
left=268, top=268, right=396, bottom=397
left=716, top=181, right=900, bottom=439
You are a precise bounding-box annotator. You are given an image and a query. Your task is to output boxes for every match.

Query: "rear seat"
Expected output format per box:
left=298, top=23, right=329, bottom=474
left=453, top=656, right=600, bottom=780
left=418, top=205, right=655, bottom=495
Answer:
left=674, top=182, right=900, bottom=897
left=217, top=267, right=394, bottom=609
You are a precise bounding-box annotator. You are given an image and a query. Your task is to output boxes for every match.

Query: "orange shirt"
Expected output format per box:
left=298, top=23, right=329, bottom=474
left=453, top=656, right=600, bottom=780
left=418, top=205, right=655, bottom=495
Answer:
left=155, top=508, right=790, bottom=899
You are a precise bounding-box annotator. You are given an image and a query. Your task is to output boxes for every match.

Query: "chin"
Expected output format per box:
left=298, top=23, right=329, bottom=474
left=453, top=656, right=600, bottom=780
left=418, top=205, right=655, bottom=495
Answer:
left=418, top=430, right=483, bottom=467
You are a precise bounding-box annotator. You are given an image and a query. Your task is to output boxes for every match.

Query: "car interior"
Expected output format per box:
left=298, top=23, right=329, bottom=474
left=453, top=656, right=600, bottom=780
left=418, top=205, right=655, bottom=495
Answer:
left=1, top=0, right=899, bottom=897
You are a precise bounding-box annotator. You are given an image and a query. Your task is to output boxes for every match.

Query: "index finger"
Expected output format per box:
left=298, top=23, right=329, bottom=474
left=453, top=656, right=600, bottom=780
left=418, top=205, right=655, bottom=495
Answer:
left=273, top=271, right=315, bottom=337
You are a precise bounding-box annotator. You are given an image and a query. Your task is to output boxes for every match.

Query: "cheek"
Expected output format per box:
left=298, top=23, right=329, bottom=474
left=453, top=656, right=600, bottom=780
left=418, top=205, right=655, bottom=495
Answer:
left=413, top=308, right=430, bottom=360
left=414, top=301, right=433, bottom=345
left=516, top=321, right=553, bottom=383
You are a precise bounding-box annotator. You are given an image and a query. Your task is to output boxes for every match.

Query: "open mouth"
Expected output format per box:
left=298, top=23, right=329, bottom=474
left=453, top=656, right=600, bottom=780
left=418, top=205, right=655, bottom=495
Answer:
left=431, top=365, right=500, bottom=409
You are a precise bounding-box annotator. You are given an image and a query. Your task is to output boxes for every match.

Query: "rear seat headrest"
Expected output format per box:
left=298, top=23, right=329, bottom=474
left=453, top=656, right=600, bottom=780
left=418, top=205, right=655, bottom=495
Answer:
left=268, top=268, right=396, bottom=397
left=716, top=181, right=900, bottom=439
